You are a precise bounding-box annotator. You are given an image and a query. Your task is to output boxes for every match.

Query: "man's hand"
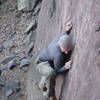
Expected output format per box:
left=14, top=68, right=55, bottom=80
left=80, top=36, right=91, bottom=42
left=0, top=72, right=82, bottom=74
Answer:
left=65, top=21, right=73, bottom=32
left=64, top=60, right=72, bottom=69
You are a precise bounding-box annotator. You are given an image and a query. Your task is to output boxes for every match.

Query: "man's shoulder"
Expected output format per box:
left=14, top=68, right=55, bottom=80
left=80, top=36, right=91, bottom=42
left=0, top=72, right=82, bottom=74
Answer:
left=48, top=43, right=61, bottom=57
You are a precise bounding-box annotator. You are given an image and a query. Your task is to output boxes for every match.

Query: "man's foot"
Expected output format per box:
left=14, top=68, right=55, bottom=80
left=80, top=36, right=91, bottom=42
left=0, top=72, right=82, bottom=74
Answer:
left=49, top=96, right=57, bottom=100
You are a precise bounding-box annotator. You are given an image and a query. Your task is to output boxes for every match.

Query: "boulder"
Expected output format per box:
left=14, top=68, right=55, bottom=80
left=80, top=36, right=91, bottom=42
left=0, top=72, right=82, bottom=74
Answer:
left=0, top=60, right=17, bottom=71
left=0, top=46, right=4, bottom=52
left=20, top=58, right=30, bottom=68
left=17, top=0, right=42, bottom=11
left=1, top=56, right=19, bottom=65
left=0, top=76, right=5, bottom=87
left=5, top=89, right=14, bottom=97
left=5, top=80, right=21, bottom=94
left=3, top=40, right=15, bottom=49
left=26, top=42, right=34, bottom=56
left=24, top=20, right=37, bottom=34
left=0, top=0, right=7, bottom=5
left=23, top=32, right=33, bottom=46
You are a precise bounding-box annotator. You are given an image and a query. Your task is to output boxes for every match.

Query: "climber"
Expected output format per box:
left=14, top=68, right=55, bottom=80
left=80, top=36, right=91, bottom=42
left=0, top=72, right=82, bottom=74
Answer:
left=35, top=21, right=75, bottom=100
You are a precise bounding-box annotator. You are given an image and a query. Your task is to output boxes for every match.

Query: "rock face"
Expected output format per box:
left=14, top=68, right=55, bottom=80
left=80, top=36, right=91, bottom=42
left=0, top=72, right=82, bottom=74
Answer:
left=28, top=0, right=100, bottom=100
left=0, top=0, right=7, bottom=5
left=34, top=0, right=62, bottom=55
left=61, top=0, right=100, bottom=100
left=17, top=0, right=42, bottom=11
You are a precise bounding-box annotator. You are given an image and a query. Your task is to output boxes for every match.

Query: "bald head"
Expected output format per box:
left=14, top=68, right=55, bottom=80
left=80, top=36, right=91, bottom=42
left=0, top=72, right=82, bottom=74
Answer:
left=58, top=35, right=74, bottom=53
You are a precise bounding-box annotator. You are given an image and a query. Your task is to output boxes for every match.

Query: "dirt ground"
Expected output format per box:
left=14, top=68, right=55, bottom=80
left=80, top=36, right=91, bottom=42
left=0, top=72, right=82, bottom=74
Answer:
left=0, top=0, right=35, bottom=100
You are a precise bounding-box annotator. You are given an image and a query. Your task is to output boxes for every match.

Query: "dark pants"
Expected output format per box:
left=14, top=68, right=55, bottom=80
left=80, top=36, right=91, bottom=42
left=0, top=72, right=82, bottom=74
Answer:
left=49, top=74, right=57, bottom=97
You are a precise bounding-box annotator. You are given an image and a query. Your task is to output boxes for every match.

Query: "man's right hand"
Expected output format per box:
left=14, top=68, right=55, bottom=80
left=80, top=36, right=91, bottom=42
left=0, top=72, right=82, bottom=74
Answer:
left=64, top=60, right=72, bottom=69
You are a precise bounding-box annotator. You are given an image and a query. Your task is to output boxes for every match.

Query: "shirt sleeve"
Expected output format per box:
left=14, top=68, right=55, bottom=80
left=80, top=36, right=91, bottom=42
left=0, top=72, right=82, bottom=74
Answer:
left=56, top=66, right=67, bottom=74
left=62, top=31, right=70, bottom=35
left=53, top=55, right=63, bottom=70
left=53, top=54, right=71, bottom=74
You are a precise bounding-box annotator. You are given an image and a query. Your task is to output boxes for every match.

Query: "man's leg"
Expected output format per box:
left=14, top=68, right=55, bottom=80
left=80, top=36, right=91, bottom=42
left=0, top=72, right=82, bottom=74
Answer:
left=36, top=61, right=54, bottom=97
left=48, top=74, right=57, bottom=100
left=36, top=61, right=53, bottom=76
left=38, top=76, right=48, bottom=90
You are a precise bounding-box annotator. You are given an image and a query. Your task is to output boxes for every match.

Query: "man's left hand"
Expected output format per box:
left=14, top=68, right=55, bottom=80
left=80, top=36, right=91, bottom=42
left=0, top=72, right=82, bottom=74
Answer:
left=65, top=21, right=73, bottom=32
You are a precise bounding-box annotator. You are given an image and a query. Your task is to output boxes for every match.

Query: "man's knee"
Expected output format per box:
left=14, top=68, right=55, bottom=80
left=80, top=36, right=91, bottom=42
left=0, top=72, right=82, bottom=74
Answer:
left=36, top=61, right=54, bottom=76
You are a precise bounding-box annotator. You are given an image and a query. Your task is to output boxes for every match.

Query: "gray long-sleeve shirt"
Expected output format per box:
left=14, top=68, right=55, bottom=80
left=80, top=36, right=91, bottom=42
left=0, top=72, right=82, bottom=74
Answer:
left=39, top=32, right=73, bottom=74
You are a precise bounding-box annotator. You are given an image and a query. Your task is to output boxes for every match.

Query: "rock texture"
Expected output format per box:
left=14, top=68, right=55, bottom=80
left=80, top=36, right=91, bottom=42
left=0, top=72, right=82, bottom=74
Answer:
left=0, top=0, right=38, bottom=99
left=1, top=0, right=99, bottom=99
left=17, top=0, right=42, bottom=11
left=61, top=0, right=100, bottom=100
left=34, top=0, right=62, bottom=55
left=28, top=0, right=100, bottom=100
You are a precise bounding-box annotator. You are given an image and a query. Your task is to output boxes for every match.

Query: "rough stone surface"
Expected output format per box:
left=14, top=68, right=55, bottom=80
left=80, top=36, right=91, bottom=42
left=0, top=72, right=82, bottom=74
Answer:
left=0, top=70, right=2, bottom=75
left=26, top=42, right=34, bottom=56
left=0, top=0, right=36, bottom=100
left=23, top=32, right=34, bottom=46
left=28, top=0, right=64, bottom=100
left=1, top=0, right=100, bottom=100
left=5, top=80, right=20, bottom=93
left=20, top=67, right=29, bottom=73
left=1, top=56, right=19, bottom=65
left=0, top=60, right=17, bottom=71
left=5, top=89, right=14, bottom=97
left=0, top=76, right=5, bottom=87
left=34, top=0, right=62, bottom=56
left=18, top=0, right=42, bottom=11
left=20, top=58, right=30, bottom=68
left=0, top=0, right=7, bottom=5
left=24, top=20, right=37, bottom=34
left=7, top=60, right=17, bottom=69
left=0, top=46, right=4, bottom=52
left=3, top=40, right=15, bottom=49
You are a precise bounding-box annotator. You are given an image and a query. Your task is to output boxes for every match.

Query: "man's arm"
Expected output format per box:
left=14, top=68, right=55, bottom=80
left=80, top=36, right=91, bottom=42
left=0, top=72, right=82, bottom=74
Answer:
left=49, top=22, right=72, bottom=46
left=57, top=60, right=72, bottom=73
left=55, top=66, right=67, bottom=74
left=61, top=21, right=73, bottom=36
left=53, top=55, right=65, bottom=73
left=62, top=31, right=69, bottom=35
left=54, top=60, right=72, bottom=74
left=53, top=55, right=63, bottom=70
left=65, top=21, right=73, bottom=34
